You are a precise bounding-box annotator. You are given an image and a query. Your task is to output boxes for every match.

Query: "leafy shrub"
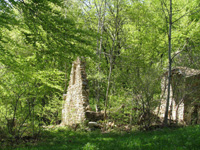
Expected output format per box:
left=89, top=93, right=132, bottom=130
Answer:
left=83, top=142, right=100, bottom=150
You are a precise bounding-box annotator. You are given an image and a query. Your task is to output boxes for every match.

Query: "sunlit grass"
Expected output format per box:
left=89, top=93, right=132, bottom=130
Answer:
left=3, top=125, right=200, bottom=150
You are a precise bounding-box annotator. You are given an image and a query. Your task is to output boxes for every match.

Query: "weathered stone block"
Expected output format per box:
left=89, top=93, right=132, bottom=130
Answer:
left=85, top=111, right=104, bottom=122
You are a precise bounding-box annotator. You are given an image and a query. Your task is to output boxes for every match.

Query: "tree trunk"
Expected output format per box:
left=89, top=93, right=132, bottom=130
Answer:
left=104, top=58, right=112, bottom=119
left=163, top=0, right=172, bottom=127
left=95, top=0, right=106, bottom=112
left=63, top=62, right=68, bottom=94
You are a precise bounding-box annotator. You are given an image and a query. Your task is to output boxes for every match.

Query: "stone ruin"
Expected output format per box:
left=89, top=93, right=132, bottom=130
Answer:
left=61, top=58, right=200, bottom=126
left=155, top=67, right=200, bottom=125
left=61, top=57, right=104, bottom=126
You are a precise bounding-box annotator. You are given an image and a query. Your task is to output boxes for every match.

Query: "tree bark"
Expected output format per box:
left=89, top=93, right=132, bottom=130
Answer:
left=95, top=0, right=106, bottom=112
left=163, top=0, right=172, bottom=127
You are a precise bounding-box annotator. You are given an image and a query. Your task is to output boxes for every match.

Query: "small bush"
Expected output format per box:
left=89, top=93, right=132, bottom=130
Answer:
left=83, top=142, right=100, bottom=150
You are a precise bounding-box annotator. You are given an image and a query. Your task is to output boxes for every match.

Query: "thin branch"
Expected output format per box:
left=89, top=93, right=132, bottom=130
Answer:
left=162, top=0, right=170, bottom=17
left=171, top=41, right=188, bottom=60
left=172, top=8, right=200, bottom=24
left=80, top=0, right=91, bottom=9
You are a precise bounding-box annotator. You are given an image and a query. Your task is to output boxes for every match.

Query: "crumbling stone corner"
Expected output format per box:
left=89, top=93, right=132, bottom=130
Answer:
left=61, top=57, right=89, bottom=126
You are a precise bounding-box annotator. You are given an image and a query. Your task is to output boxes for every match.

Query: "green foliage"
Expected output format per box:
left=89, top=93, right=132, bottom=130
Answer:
left=0, top=0, right=94, bottom=139
left=83, top=142, right=100, bottom=150
left=0, top=0, right=200, bottom=143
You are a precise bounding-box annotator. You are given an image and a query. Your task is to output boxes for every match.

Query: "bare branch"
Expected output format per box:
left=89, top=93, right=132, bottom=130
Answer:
left=171, top=41, right=188, bottom=60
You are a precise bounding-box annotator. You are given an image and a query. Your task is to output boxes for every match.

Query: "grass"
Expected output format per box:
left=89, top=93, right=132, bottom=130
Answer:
left=2, top=125, right=200, bottom=150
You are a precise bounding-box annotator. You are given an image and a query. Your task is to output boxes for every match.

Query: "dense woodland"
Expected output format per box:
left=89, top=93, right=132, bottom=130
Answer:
left=0, top=0, right=200, bottom=142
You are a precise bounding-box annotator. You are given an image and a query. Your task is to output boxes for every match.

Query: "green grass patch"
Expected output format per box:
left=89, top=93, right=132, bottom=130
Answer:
left=2, top=125, right=200, bottom=150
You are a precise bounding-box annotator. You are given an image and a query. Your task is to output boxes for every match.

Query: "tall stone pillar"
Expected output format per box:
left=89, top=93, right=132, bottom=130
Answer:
left=61, top=57, right=89, bottom=126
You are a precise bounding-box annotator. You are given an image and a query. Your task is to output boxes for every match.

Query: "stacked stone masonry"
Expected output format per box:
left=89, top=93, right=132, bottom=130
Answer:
left=155, top=67, right=200, bottom=125
left=61, top=57, right=104, bottom=126
left=61, top=57, right=89, bottom=126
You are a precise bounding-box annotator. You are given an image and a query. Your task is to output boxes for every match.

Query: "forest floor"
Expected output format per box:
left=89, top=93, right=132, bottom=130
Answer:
left=2, top=125, right=200, bottom=150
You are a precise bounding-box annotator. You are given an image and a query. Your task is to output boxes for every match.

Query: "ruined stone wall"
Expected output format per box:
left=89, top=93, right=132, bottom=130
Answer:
left=155, top=75, right=184, bottom=123
left=156, top=70, right=200, bottom=124
left=61, top=57, right=89, bottom=126
left=156, top=76, right=174, bottom=119
left=183, top=75, right=200, bottom=124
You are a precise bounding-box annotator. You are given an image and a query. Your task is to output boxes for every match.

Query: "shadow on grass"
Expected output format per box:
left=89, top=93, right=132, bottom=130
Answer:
left=3, top=125, right=200, bottom=150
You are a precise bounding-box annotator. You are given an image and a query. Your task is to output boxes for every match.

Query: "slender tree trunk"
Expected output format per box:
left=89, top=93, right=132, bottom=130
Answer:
left=163, top=0, right=172, bottom=127
left=104, top=57, right=112, bottom=119
left=96, top=8, right=101, bottom=112
left=104, top=0, right=120, bottom=119
left=63, top=0, right=68, bottom=94
left=104, top=39, right=114, bottom=119
left=63, top=62, right=68, bottom=94
left=95, top=0, right=106, bottom=112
